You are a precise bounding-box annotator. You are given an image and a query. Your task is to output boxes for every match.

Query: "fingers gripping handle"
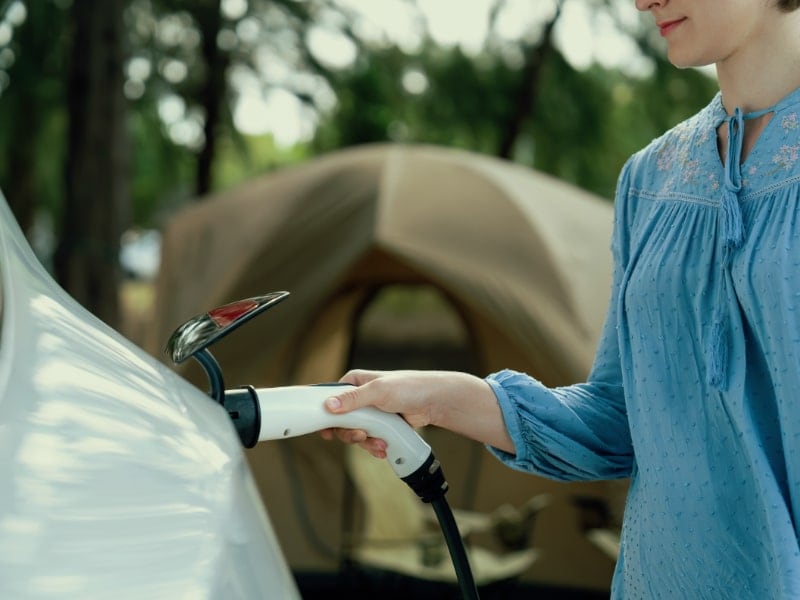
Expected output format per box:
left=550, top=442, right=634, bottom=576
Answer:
left=254, top=385, right=432, bottom=479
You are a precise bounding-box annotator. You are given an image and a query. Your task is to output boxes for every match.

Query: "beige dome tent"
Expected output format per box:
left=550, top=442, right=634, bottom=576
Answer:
left=149, top=143, right=624, bottom=593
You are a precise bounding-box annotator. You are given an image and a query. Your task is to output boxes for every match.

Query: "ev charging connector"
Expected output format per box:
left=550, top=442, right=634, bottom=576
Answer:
left=166, top=292, right=477, bottom=598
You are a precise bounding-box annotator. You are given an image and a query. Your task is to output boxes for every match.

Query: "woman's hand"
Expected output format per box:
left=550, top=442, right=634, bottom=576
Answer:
left=320, top=369, right=515, bottom=457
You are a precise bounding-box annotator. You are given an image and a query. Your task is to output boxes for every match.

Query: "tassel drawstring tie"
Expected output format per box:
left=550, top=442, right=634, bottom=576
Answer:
left=706, top=105, right=773, bottom=389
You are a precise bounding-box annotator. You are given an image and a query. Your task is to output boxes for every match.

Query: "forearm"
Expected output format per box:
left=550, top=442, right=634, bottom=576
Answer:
left=430, top=371, right=516, bottom=454
left=328, top=368, right=516, bottom=456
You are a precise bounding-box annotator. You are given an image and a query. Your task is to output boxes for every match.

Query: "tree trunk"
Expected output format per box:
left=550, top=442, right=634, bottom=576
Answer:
left=3, top=1, right=69, bottom=239
left=195, top=0, right=227, bottom=197
left=54, top=0, right=130, bottom=329
left=496, top=3, right=562, bottom=159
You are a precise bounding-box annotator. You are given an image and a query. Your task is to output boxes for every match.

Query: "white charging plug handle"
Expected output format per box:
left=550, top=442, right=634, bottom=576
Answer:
left=254, top=384, right=432, bottom=479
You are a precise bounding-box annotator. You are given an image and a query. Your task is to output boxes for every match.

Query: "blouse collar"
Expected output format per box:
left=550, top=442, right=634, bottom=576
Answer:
left=710, top=85, right=800, bottom=124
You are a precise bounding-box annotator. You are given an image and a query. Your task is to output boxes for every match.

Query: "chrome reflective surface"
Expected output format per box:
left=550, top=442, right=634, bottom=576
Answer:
left=166, top=292, right=289, bottom=364
left=0, top=194, right=299, bottom=599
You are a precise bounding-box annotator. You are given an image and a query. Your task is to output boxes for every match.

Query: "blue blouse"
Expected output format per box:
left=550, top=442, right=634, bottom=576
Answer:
left=487, top=86, right=800, bottom=598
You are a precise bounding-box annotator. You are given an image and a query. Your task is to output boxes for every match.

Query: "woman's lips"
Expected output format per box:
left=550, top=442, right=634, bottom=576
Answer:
left=658, top=18, right=686, bottom=37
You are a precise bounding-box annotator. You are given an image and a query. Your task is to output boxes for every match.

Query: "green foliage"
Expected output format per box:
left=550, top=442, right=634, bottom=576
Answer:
left=128, top=97, right=197, bottom=226
left=0, top=0, right=722, bottom=238
left=212, top=133, right=311, bottom=192
left=313, top=42, right=521, bottom=155
left=530, top=52, right=616, bottom=196
left=617, top=56, right=719, bottom=144
left=0, top=0, right=70, bottom=224
left=312, top=32, right=718, bottom=201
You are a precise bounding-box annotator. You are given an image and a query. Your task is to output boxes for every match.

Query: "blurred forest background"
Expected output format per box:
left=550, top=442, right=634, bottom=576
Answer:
left=0, top=0, right=718, bottom=336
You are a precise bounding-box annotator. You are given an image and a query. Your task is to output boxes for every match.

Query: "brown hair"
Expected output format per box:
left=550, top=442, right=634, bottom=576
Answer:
left=777, top=0, right=800, bottom=11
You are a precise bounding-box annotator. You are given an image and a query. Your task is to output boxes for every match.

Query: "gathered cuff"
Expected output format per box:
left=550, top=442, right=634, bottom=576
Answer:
left=484, top=369, right=542, bottom=472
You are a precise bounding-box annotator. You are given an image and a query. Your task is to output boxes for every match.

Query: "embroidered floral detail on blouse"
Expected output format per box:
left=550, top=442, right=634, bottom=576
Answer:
left=656, top=145, right=674, bottom=172
left=695, top=127, right=711, bottom=146
left=771, top=143, right=800, bottom=172
left=681, top=158, right=701, bottom=185
left=741, top=166, right=758, bottom=188
left=781, top=113, right=798, bottom=131
left=655, top=121, right=709, bottom=187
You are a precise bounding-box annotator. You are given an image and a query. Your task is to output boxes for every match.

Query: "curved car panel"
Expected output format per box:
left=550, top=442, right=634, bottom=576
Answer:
left=0, top=194, right=299, bottom=599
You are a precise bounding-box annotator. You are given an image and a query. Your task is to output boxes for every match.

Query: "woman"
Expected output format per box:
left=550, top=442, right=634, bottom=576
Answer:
left=323, top=1, right=800, bottom=596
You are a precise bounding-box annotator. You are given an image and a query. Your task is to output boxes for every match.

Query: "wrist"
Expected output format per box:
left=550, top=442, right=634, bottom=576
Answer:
left=432, top=371, right=514, bottom=453
left=429, top=372, right=491, bottom=429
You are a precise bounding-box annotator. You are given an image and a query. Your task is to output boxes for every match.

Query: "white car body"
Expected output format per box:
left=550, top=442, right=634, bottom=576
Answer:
left=0, top=194, right=300, bottom=599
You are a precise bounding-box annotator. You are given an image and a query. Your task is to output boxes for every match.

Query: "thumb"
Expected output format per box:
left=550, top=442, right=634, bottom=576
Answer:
left=324, top=385, right=361, bottom=414
left=325, top=369, right=383, bottom=413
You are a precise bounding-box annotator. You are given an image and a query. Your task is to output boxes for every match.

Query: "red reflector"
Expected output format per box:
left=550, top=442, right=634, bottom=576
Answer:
left=208, top=299, right=259, bottom=328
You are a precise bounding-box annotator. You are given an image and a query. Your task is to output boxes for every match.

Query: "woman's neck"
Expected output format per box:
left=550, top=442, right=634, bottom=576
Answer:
left=715, top=10, right=800, bottom=114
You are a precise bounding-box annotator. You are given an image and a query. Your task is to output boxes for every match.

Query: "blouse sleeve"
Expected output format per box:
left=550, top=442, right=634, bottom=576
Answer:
left=484, top=158, right=637, bottom=482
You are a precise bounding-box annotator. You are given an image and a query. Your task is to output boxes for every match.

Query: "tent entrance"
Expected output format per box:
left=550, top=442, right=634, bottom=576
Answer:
left=347, top=284, right=480, bottom=374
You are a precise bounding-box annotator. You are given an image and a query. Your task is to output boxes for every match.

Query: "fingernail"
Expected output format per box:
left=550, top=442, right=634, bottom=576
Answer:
left=326, top=397, right=341, bottom=410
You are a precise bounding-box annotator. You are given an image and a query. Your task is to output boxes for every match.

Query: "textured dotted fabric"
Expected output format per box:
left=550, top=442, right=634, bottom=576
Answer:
left=486, top=86, right=800, bottom=598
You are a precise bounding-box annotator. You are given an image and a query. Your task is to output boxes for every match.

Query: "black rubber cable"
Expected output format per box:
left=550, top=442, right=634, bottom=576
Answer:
left=431, top=496, right=480, bottom=600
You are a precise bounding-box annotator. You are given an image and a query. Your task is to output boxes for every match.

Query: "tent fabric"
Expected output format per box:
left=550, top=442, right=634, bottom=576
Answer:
left=148, top=143, right=623, bottom=590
